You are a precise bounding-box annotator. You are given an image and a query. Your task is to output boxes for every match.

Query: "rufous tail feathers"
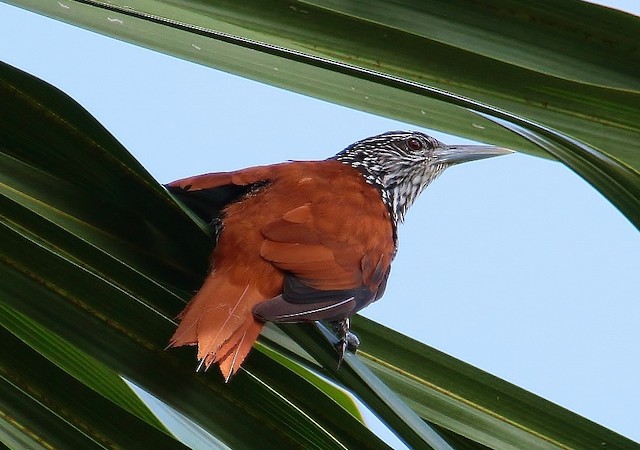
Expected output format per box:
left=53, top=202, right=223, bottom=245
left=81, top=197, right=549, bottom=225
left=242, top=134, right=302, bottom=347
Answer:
left=168, top=271, right=264, bottom=381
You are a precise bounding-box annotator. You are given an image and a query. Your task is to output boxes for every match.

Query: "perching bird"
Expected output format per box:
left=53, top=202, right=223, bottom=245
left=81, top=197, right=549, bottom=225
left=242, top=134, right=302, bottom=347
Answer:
left=167, top=131, right=512, bottom=380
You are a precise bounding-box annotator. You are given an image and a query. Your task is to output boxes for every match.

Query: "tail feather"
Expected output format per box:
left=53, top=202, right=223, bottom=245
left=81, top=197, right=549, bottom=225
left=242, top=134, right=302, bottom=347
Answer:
left=217, top=316, right=264, bottom=380
left=197, top=283, right=251, bottom=359
left=168, top=271, right=265, bottom=380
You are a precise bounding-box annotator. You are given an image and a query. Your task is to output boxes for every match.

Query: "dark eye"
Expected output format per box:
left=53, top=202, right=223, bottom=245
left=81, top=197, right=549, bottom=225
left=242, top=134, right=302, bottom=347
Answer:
left=407, top=137, right=423, bottom=151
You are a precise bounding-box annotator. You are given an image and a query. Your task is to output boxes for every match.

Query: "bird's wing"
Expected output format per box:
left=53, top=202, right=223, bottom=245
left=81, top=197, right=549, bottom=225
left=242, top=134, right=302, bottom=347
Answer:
left=166, top=167, right=272, bottom=224
left=254, top=199, right=394, bottom=323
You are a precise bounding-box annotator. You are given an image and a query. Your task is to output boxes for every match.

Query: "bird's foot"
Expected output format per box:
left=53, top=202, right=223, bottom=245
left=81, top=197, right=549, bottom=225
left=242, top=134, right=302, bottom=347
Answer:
left=330, top=318, right=360, bottom=368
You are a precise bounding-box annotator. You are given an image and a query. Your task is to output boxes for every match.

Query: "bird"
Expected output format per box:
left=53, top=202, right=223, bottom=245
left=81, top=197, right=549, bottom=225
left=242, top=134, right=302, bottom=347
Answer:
left=166, top=131, right=512, bottom=381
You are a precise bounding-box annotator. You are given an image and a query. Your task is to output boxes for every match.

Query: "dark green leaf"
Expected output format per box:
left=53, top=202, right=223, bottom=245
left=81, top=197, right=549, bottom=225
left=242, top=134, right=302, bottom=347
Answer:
left=0, top=59, right=390, bottom=449
left=5, top=0, right=639, bottom=228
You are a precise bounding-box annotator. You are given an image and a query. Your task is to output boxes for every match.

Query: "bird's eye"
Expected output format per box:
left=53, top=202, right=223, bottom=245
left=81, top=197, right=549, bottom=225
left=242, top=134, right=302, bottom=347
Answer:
left=407, top=138, right=423, bottom=151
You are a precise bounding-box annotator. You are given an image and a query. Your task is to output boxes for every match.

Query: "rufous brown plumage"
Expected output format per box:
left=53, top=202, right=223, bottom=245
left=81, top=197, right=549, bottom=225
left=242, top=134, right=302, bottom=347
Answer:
left=167, top=131, right=512, bottom=380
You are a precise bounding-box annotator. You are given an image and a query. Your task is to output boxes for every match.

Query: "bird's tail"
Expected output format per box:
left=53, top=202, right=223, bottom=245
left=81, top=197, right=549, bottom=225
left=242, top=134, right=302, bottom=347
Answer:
left=168, top=271, right=264, bottom=381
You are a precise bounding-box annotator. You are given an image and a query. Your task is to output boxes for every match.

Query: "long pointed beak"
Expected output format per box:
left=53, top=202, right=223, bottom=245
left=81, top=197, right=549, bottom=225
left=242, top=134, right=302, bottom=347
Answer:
left=433, top=144, right=514, bottom=165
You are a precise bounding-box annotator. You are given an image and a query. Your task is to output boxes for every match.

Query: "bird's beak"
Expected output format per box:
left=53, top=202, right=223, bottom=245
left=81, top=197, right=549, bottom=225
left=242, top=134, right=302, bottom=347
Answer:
left=433, top=144, right=514, bottom=165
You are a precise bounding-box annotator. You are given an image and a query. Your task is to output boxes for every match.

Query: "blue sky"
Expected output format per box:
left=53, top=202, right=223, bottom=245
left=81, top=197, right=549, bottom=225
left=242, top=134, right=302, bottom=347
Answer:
left=1, top=1, right=639, bottom=444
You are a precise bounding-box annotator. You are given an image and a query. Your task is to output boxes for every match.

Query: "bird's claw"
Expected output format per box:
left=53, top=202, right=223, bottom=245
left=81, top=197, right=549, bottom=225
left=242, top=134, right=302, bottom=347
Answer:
left=330, top=318, right=360, bottom=368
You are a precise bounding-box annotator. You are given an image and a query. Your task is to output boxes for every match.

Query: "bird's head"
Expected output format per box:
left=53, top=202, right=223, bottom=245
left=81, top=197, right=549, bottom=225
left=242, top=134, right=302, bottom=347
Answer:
left=333, top=131, right=513, bottom=225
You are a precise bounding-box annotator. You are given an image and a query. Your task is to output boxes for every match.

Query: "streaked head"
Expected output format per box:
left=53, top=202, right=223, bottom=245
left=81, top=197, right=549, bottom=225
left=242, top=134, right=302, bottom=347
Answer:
left=333, top=131, right=513, bottom=225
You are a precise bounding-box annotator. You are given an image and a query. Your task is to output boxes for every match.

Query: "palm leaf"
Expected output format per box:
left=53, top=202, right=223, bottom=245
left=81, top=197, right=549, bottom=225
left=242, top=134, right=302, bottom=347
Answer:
left=0, top=60, right=389, bottom=449
left=5, top=0, right=639, bottom=228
